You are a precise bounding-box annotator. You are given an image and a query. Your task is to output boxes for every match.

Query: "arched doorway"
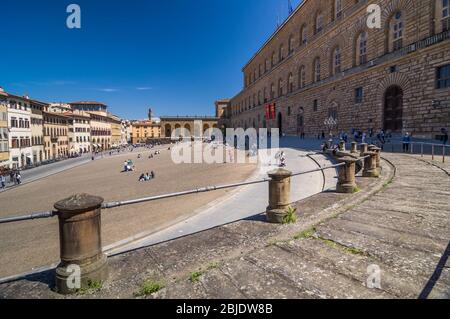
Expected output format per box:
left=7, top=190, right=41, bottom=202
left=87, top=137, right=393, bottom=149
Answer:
left=384, top=85, right=403, bottom=132
left=297, top=107, right=304, bottom=135
left=277, top=112, right=283, bottom=135
left=165, top=124, right=171, bottom=138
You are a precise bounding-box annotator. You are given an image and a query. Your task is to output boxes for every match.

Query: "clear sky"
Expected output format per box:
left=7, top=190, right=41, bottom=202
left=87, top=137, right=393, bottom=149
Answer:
left=1, top=0, right=302, bottom=119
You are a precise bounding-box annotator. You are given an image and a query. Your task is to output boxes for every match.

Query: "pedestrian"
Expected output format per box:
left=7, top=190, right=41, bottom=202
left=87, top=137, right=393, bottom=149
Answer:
left=16, top=172, right=22, bottom=185
left=441, top=128, right=448, bottom=145
left=9, top=171, right=14, bottom=183
left=402, top=132, right=411, bottom=152
left=0, top=174, right=5, bottom=189
left=151, top=171, right=155, bottom=179
left=362, top=132, right=367, bottom=144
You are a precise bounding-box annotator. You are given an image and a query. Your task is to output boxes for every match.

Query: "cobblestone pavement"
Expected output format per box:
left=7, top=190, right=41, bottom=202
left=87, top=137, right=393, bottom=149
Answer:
left=1, top=152, right=449, bottom=298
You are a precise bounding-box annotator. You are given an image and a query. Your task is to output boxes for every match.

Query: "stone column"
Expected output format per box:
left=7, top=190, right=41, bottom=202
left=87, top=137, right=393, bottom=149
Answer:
left=360, top=143, right=368, bottom=157
left=54, top=193, right=108, bottom=294
left=368, top=145, right=382, bottom=171
left=337, top=156, right=358, bottom=193
left=266, top=168, right=292, bottom=223
left=363, top=152, right=379, bottom=178
left=350, top=142, right=358, bottom=154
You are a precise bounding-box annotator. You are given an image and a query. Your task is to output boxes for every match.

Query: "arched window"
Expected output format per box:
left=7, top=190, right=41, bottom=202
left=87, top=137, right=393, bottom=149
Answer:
left=258, top=90, right=262, bottom=105
left=332, top=46, right=341, bottom=75
left=288, top=35, right=294, bottom=54
left=253, top=93, right=256, bottom=107
left=315, top=11, right=324, bottom=34
left=254, top=69, right=257, bottom=81
left=279, top=44, right=284, bottom=62
left=259, top=64, right=262, bottom=77
left=263, top=87, right=267, bottom=102
left=265, top=59, right=269, bottom=72
left=271, top=52, right=276, bottom=67
left=300, top=24, right=308, bottom=45
left=313, top=57, right=321, bottom=83
left=298, top=65, right=306, bottom=88
left=389, top=11, right=404, bottom=51
left=288, top=73, right=294, bottom=93
left=356, top=31, right=368, bottom=65
left=270, top=83, right=275, bottom=99
left=439, top=0, right=450, bottom=32
left=278, top=78, right=284, bottom=96
left=335, top=0, right=342, bottom=19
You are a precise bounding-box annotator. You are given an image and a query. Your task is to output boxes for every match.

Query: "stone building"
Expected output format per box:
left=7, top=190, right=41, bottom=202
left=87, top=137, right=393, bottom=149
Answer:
left=65, top=110, right=91, bottom=155
left=30, top=99, right=45, bottom=164
left=131, top=108, right=161, bottom=144
left=223, top=0, right=450, bottom=139
left=42, top=109, right=69, bottom=160
left=6, top=93, right=32, bottom=168
left=160, top=116, right=219, bottom=138
left=0, top=89, right=9, bottom=170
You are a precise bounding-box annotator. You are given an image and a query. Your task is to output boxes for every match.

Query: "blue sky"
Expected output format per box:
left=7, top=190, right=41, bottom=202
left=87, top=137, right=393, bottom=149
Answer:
left=1, top=0, right=302, bottom=119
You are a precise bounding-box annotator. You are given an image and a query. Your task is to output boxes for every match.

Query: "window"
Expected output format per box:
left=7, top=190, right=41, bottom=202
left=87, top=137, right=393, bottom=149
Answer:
left=298, top=65, right=306, bottom=88
left=437, top=64, right=450, bottom=89
left=313, top=100, right=319, bottom=112
left=390, top=11, right=403, bottom=51
left=270, top=83, right=275, bottom=99
left=287, top=106, right=292, bottom=116
left=315, top=11, right=324, bottom=34
left=288, top=73, right=294, bottom=93
left=279, top=44, right=284, bottom=62
left=271, top=52, right=276, bottom=67
left=313, top=57, right=321, bottom=82
left=300, top=25, right=308, bottom=45
left=288, top=35, right=294, bottom=54
left=443, top=0, right=450, bottom=31
left=355, top=87, right=364, bottom=103
left=357, top=32, right=368, bottom=65
left=278, top=78, right=284, bottom=96
left=332, top=46, right=341, bottom=75
left=10, top=117, right=18, bottom=128
left=335, top=0, right=342, bottom=19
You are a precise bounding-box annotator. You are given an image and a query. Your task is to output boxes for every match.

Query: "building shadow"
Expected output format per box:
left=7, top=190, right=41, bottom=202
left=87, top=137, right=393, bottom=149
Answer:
left=418, top=241, right=450, bottom=299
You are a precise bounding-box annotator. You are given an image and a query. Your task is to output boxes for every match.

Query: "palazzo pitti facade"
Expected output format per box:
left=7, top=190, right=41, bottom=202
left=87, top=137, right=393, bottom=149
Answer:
left=225, top=0, right=450, bottom=139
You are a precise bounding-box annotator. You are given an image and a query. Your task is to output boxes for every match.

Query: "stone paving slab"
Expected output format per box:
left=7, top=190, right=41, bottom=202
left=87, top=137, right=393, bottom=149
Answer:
left=1, top=153, right=449, bottom=299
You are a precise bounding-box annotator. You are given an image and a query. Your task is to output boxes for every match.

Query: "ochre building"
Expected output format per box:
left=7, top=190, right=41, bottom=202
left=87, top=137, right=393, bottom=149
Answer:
left=222, top=0, right=450, bottom=139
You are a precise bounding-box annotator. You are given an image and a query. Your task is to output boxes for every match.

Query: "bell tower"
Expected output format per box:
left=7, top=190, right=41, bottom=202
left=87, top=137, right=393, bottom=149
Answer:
left=148, top=107, right=153, bottom=121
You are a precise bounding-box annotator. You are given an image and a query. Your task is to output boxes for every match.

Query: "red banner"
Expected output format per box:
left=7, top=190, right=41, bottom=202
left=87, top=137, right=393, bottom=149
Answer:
left=270, top=103, right=276, bottom=120
left=265, top=104, right=270, bottom=120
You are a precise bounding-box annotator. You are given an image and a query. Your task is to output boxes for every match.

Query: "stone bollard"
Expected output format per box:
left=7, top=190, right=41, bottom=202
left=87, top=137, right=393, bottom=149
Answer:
left=54, top=193, right=108, bottom=294
left=368, top=145, right=382, bottom=171
left=339, top=140, right=346, bottom=152
left=351, top=142, right=358, bottom=154
left=337, top=156, right=358, bottom=193
left=362, top=152, right=379, bottom=178
left=360, top=143, right=368, bottom=157
left=266, top=168, right=292, bottom=224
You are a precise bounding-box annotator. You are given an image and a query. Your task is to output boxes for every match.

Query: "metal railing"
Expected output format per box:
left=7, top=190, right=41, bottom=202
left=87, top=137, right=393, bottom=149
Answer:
left=0, top=161, right=348, bottom=225
left=385, top=142, right=449, bottom=163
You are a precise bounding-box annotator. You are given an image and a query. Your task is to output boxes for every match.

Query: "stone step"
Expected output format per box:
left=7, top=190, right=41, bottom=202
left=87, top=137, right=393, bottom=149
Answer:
left=242, top=244, right=391, bottom=298
left=283, top=238, right=431, bottom=298
left=340, top=209, right=450, bottom=243
left=315, top=225, right=450, bottom=296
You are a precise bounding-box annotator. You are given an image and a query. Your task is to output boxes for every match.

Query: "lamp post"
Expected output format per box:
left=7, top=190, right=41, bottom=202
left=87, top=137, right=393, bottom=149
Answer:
left=324, top=116, right=338, bottom=138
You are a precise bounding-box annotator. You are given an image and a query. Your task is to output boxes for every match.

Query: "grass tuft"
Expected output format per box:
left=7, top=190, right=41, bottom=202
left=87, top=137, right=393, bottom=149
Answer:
left=136, top=280, right=165, bottom=297
left=282, top=206, right=298, bottom=224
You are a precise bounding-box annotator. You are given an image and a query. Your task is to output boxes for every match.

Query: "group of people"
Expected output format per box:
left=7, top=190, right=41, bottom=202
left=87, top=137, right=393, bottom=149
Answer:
left=139, top=171, right=155, bottom=182
left=0, top=170, right=22, bottom=189
left=123, top=160, right=136, bottom=172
